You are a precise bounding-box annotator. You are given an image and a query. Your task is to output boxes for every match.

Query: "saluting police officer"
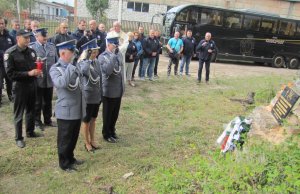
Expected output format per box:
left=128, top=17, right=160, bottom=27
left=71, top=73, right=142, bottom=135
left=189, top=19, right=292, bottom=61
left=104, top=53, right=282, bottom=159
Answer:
left=0, top=17, right=14, bottom=106
left=50, top=40, right=84, bottom=172
left=5, top=29, right=42, bottom=148
left=78, top=39, right=102, bottom=152
left=29, top=28, right=58, bottom=130
left=98, top=31, right=125, bottom=143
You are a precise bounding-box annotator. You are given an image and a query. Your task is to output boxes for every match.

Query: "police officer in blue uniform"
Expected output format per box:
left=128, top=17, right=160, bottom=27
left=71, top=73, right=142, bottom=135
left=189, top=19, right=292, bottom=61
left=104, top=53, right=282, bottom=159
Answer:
left=50, top=39, right=84, bottom=172
left=0, top=17, right=14, bottom=106
left=98, top=32, right=125, bottom=143
left=29, top=28, right=58, bottom=130
left=78, top=39, right=102, bottom=152
left=5, top=29, right=42, bottom=148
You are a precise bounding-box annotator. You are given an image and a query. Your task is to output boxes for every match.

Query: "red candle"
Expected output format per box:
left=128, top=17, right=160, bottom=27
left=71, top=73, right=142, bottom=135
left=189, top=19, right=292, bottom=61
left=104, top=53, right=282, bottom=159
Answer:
left=36, top=59, right=43, bottom=70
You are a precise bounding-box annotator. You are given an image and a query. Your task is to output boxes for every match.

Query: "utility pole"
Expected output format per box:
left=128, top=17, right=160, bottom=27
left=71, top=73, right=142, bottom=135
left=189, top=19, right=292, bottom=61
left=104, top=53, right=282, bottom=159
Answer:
left=118, top=0, right=122, bottom=22
left=17, top=0, right=21, bottom=21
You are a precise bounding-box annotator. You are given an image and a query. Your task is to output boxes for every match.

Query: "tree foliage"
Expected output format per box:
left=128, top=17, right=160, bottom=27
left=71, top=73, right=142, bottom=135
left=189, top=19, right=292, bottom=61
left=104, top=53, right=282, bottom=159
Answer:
left=86, top=0, right=109, bottom=20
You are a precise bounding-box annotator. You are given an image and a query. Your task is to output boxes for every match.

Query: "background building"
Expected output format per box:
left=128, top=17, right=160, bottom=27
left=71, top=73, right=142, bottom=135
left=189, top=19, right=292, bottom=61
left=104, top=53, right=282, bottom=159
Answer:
left=76, top=0, right=300, bottom=24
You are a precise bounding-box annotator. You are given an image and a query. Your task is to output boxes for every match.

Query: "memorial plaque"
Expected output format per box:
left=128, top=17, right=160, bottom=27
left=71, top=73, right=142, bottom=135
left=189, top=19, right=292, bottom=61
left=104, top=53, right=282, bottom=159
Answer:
left=271, top=87, right=300, bottom=123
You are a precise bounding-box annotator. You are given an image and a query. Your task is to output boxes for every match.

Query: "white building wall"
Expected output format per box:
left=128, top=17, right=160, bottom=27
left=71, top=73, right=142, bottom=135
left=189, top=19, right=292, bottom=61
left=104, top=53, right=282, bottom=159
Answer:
left=105, top=0, right=166, bottom=23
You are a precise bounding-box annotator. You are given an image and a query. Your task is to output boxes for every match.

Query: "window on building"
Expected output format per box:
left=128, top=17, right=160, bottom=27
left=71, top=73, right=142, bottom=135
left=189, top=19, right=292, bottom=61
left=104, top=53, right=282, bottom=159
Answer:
left=142, top=3, right=149, bottom=12
left=56, top=8, right=59, bottom=16
left=127, top=2, right=134, bottom=11
left=135, top=2, right=142, bottom=12
left=47, top=6, right=50, bottom=15
left=261, top=18, right=277, bottom=33
left=243, top=15, right=260, bottom=31
left=278, top=20, right=296, bottom=36
left=127, top=2, right=149, bottom=12
left=224, top=12, right=242, bottom=29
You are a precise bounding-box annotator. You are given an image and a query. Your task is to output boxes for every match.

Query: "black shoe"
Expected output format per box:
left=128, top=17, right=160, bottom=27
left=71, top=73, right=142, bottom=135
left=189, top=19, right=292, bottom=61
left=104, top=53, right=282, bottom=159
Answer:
left=16, top=140, right=25, bottom=148
left=26, top=132, right=41, bottom=138
left=112, top=134, right=119, bottom=139
left=63, top=166, right=77, bottom=173
left=72, top=159, right=84, bottom=166
left=104, top=137, right=117, bottom=143
left=44, top=122, right=57, bottom=127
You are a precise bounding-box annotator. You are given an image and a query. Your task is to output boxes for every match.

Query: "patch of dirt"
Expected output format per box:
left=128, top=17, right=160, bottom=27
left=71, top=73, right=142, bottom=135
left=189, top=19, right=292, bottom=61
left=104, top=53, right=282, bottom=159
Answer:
left=249, top=105, right=300, bottom=144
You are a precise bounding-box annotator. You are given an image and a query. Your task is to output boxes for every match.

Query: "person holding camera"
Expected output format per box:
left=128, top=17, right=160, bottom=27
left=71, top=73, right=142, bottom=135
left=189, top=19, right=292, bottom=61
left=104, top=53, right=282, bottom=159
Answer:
left=77, top=39, right=102, bottom=152
left=196, top=32, right=216, bottom=84
left=98, top=31, right=124, bottom=143
left=166, top=31, right=183, bottom=77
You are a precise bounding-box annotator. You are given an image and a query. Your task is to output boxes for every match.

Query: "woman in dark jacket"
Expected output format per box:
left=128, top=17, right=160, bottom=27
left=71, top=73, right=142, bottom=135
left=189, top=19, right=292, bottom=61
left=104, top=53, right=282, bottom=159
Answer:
left=125, top=32, right=137, bottom=87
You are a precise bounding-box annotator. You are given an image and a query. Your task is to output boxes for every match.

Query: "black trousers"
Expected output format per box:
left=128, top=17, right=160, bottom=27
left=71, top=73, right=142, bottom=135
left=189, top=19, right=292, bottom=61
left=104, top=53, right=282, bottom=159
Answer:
left=167, top=58, right=179, bottom=76
left=13, top=82, right=36, bottom=140
left=102, top=96, right=122, bottom=139
left=154, top=54, right=160, bottom=76
left=198, top=60, right=211, bottom=81
left=0, top=65, right=12, bottom=102
left=57, top=119, right=81, bottom=170
left=132, top=56, right=143, bottom=79
left=35, top=87, right=53, bottom=124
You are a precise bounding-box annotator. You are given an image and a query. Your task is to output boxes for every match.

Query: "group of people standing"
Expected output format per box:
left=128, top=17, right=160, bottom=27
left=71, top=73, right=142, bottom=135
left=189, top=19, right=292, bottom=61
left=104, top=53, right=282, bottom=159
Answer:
left=0, top=16, right=216, bottom=172
left=166, top=30, right=216, bottom=83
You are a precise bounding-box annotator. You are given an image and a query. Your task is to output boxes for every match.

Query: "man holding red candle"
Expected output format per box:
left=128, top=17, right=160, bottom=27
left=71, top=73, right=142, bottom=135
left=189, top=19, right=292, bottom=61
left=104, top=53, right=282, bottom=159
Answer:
left=29, top=28, right=58, bottom=130
left=4, top=29, right=42, bottom=148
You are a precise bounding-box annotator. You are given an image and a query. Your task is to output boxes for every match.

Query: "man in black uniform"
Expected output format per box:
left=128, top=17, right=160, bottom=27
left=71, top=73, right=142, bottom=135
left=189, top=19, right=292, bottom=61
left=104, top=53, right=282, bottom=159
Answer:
left=4, top=29, right=42, bottom=148
left=0, top=17, right=14, bottom=106
left=196, top=32, right=216, bottom=83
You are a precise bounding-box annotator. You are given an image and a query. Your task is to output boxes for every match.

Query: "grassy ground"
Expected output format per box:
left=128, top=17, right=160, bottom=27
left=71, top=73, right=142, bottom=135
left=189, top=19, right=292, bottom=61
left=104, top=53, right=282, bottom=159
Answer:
left=0, top=62, right=299, bottom=193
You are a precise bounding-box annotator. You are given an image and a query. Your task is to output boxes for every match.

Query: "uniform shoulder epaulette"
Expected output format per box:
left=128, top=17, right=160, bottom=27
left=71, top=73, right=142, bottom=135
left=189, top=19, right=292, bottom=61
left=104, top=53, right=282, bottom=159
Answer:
left=5, top=45, right=17, bottom=54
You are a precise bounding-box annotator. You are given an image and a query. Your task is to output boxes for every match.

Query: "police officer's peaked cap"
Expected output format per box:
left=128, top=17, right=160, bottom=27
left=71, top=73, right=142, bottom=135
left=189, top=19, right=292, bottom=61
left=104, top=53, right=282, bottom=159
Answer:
left=35, top=28, right=48, bottom=37
left=106, top=31, right=120, bottom=45
left=16, top=29, right=33, bottom=37
left=56, top=39, right=77, bottom=51
left=81, top=39, right=100, bottom=51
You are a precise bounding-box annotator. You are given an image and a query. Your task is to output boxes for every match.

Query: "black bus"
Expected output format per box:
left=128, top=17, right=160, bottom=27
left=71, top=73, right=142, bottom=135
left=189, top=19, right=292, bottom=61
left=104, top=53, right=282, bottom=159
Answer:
left=162, top=4, right=300, bottom=69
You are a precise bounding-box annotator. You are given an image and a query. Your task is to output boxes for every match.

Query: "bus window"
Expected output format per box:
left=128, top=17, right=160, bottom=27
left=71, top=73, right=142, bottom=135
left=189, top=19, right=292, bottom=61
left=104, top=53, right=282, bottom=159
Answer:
left=176, top=9, right=188, bottom=22
left=188, top=8, right=199, bottom=23
left=243, top=15, right=260, bottom=31
left=224, top=13, right=242, bottom=29
left=295, top=23, right=300, bottom=37
left=200, top=9, right=223, bottom=26
left=261, top=18, right=277, bottom=33
left=278, top=20, right=296, bottom=36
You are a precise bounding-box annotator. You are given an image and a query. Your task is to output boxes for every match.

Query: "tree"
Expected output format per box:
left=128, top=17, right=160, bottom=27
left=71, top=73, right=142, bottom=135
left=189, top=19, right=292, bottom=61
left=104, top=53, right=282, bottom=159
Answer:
left=86, top=0, right=109, bottom=20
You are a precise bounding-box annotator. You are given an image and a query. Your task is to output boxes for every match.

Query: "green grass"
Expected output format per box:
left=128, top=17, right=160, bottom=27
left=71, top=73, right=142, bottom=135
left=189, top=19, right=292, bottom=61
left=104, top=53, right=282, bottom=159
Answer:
left=0, top=73, right=299, bottom=193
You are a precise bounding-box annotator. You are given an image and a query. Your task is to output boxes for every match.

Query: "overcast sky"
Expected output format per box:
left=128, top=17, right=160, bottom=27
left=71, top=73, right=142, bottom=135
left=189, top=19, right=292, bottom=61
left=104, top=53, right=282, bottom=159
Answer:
left=48, top=0, right=74, bottom=6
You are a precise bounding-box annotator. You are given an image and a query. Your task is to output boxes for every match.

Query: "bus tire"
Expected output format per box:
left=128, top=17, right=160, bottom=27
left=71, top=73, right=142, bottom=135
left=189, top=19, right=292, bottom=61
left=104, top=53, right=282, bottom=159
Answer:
left=272, top=55, right=285, bottom=68
left=288, top=57, right=299, bottom=69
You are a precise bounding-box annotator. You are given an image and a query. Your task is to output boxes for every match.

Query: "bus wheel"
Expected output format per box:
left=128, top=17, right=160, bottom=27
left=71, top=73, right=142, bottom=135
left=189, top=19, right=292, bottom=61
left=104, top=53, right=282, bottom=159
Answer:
left=272, top=55, right=285, bottom=68
left=288, top=58, right=299, bottom=69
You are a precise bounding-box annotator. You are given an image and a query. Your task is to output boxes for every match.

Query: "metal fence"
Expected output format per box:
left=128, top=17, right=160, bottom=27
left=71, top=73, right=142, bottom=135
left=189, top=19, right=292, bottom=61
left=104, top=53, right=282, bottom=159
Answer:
left=4, top=13, right=162, bottom=36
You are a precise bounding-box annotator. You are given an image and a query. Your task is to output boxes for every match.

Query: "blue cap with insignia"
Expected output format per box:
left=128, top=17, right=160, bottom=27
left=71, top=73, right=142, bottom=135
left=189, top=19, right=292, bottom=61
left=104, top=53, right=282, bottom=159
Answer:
left=81, top=39, right=100, bottom=51
left=34, top=28, right=48, bottom=37
left=56, top=39, right=77, bottom=51
left=106, top=31, right=120, bottom=46
left=16, top=29, right=33, bottom=37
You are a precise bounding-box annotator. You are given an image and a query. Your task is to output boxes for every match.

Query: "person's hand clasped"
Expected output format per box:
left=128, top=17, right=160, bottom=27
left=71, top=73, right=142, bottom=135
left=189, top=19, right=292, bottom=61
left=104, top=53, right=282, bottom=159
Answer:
left=28, top=69, right=42, bottom=77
